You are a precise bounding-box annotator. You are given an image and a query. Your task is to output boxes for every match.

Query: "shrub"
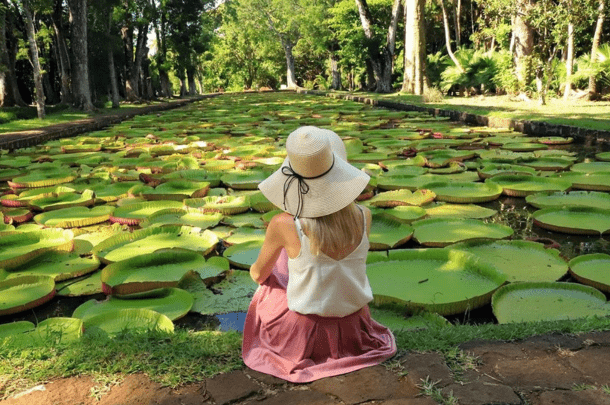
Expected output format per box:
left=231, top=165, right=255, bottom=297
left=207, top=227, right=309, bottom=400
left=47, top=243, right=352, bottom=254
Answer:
left=423, top=86, right=444, bottom=103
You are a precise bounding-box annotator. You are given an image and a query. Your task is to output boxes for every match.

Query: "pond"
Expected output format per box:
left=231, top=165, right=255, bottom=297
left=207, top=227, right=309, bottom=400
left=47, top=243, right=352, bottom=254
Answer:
left=1, top=92, right=610, bottom=337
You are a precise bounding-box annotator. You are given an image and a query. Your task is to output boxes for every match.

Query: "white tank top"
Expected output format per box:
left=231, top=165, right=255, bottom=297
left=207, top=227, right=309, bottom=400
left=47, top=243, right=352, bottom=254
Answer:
left=286, top=207, right=374, bottom=317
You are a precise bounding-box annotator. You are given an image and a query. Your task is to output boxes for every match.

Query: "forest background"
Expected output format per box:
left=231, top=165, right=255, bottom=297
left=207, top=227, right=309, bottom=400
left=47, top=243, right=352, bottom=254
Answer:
left=1, top=0, right=609, bottom=121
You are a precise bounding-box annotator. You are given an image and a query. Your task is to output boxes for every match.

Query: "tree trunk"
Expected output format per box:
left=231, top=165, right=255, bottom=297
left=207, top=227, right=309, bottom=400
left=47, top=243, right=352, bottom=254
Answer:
left=132, top=23, right=148, bottom=98
left=107, top=11, right=120, bottom=108
left=121, top=13, right=137, bottom=100
left=51, top=0, right=71, bottom=105
left=68, top=0, right=94, bottom=111
left=589, top=0, right=605, bottom=99
left=402, top=0, right=426, bottom=95
left=282, top=39, right=297, bottom=89
left=513, top=0, right=534, bottom=89
left=536, top=65, right=546, bottom=105
left=187, top=67, right=197, bottom=95
left=178, top=72, right=187, bottom=97
left=23, top=1, right=45, bottom=118
left=354, top=0, right=401, bottom=93
left=563, top=17, right=574, bottom=99
left=454, top=0, right=461, bottom=47
left=440, top=0, right=463, bottom=71
left=330, top=52, right=341, bottom=90
left=0, top=0, right=24, bottom=107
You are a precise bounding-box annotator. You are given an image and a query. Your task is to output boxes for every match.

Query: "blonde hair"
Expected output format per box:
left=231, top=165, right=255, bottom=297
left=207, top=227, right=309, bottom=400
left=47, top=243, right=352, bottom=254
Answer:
left=300, top=203, right=363, bottom=256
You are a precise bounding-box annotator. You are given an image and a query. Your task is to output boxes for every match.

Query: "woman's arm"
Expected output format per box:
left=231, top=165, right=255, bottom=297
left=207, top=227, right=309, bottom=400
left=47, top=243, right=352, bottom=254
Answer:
left=249, top=214, right=289, bottom=284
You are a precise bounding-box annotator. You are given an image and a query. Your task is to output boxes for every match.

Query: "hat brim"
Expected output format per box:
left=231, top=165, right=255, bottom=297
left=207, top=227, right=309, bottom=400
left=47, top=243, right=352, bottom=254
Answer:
left=258, top=153, right=370, bottom=218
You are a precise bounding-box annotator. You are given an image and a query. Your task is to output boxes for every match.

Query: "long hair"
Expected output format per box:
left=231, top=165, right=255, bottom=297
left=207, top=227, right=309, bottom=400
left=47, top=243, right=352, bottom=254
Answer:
left=299, top=202, right=363, bottom=256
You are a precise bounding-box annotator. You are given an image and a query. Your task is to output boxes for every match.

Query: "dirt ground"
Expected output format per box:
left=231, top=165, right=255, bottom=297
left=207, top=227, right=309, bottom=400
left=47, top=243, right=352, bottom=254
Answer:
left=3, top=331, right=610, bottom=405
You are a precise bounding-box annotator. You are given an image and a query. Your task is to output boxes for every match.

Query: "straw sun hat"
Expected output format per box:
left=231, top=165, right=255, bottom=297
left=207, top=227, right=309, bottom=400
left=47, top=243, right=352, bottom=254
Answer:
left=258, top=126, right=369, bottom=218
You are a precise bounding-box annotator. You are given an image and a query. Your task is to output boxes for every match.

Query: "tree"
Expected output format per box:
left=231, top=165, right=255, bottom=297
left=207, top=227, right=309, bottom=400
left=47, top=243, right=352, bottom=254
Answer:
left=402, top=0, right=426, bottom=94
left=513, top=0, right=534, bottom=91
left=439, top=0, right=463, bottom=72
left=563, top=0, right=574, bottom=99
left=354, top=0, right=401, bottom=93
left=20, top=0, right=46, bottom=118
left=0, top=0, right=26, bottom=106
left=68, top=0, right=94, bottom=110
left=588, top=0, right=605, bottom=99
left=50, top=0, right=71, bottom=104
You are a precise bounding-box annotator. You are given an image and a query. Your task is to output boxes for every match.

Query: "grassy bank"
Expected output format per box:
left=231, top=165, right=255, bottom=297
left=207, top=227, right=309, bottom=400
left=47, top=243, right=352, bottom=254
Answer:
left=3, top=316, right=610, bottom=400
left=336, top=92, right=610, bottom=132
left=0, top=101, right=165, bottom=133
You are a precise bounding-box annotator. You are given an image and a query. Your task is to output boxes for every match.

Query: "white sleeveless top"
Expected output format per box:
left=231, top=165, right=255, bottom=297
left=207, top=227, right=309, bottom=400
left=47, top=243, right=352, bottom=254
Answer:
left=286, top=207, right=374, bottom=317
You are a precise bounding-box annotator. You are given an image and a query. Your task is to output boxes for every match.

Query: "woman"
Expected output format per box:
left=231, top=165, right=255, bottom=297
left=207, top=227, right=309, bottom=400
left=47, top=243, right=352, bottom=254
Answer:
left=242, top=126, right=396, bottom=383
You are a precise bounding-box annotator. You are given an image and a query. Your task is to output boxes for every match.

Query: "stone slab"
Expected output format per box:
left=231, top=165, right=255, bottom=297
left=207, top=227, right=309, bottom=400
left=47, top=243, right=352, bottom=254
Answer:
left=243, top=369, right=287, bottom=387
left=309, top=365, right=420, bottom=404
left=399, top=352, right=453, bottom=388
left=382, top=398, right=439, bottom=405
left=535, top=389, right=610, bottom=405
left=581, top=331, right=610, bottom=346
left=205, top=371, right=260, bottom=405
left=441, top=382, right=521, bottom=405
left=257, top=389, right=340, bottom=405
left=518, top=333, right=584, bottom=353
left=566, top=347, right=610, bottom=385
left=491, top=357, right=592, bottom=390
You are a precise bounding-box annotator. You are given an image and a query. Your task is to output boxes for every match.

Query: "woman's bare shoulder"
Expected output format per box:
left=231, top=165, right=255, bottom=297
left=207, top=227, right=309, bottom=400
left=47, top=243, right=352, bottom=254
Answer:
left=268, top=212, right=295, bottom=231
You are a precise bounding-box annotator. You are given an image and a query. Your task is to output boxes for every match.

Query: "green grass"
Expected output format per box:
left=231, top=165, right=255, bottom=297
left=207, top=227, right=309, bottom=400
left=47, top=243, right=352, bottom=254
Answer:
left=0, top=101, right=164, bottom=133
left=0, top=328, right=243, bottom=400
left=332, top=91, right=610, bottom=132
left=3, top=315, right=610, bottom=400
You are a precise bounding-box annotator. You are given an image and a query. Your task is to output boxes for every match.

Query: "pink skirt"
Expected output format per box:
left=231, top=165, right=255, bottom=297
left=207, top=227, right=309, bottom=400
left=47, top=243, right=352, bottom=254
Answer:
left=242, top=249, right=397, bottom=383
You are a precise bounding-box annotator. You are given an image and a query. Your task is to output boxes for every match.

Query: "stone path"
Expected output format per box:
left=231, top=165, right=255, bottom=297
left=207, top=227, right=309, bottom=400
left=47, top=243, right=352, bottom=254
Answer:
left=3, top=330, right=610, bottom=405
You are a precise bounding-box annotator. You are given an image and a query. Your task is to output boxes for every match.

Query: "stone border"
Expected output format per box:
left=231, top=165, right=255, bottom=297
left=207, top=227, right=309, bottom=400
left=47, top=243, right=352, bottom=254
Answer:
left=297, top=89, right=610, bottom=145
left=0, top=94, right=221, bottom=151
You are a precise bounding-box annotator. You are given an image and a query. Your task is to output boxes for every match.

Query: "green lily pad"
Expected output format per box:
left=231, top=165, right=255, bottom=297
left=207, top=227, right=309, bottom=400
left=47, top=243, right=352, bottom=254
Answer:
left=422, top=202, right=497, bottom=219
left=492, top=282, right=610, bottom=324
left=486, top=175, right=572, bottom=197
left=110, top=201, right=183, bottom=225
left=569, top=254, right=610, bottom=293
left=34, top=205, right=115, bottom=228
left=450, top=240, right=568, bottom=282
left=379, top=206, right=427, bottom=224
left=223, top=213, right=266, bottom=229
left=1, top=251, right=99, bottom=282
left=93, top=226, right=219, bottom=264
left=571, top=162, right=610, bottom=173
left=369, top=214, right=414, bottom=250
left=501, top=142, right=548, bottom=152
left=28, top=189, right=96, bottom=211
left=184, top=195, right=250, bottom=215
left=412, top=218, right=513, bottom=247
left=477, top=164, right=537, bottom=179
left=101, top=250, right=222, bottom=295
left=0, top=275, right=56, bottom=316
left=9, top=168, right=77, bottom=188
left=130, top=180, right=211, bottom=200
left=0, top=229, right=74, bottom=269
left=248, top=191, right=279, bottom=213
left=367, top=248, right=506, bottom=315
left=223, top=240, right=263, bottom=269
left=596, top=152, right=610, bottom=162
left=532, top=206, right=610, bottom=235
left=55, top=271, right=102, bottom=296
left=86, top=181, right=140, bottom=202
left=369, top=307, right=450, bottom=331
left=221, top=170, right=269, bottom=190
left=139, top=208, right=223, bottom=229
left=73, top=288, right=194, bottom=321
left=422, top=181, right=502, bottom=203
left=367, top=189, right=436, bottom=208
left=179, top=269, right=258, bottom=315
left=526, top=191, right=610, bottom=210
left=554, top=172, right=610, bottom=192
left=83, top=308, right=174, bottom=337
left=0, top=321, right=35, bottom=340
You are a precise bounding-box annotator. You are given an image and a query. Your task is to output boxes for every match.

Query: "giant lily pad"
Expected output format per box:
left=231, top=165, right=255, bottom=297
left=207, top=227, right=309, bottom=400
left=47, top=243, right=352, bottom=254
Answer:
left=179, top=269, right=258, bottom=315
left=526, top=191, right=610, bottom=210
left=421, top=181, right=502, bottom=203
left=28, top=189, right=96, bottom=211
left=83, top=308, right=174, bottom=337
left=34, top=205, right=115, bottom=228
left=0, top=275, right=56, bottom=316
left=110, top=201, right=183, bottom=225
left=93, top=226, right=219, bottom=264
left=422, top=202, right=497, bottom=219
left=366, top=249, right=506, bottom=315
left=571, top=162, right=610, bottom=173
left=223, top=240, right=263, bottom=269
left=9, top=169, right=77, bottom=188
left=55, top=270, right=102, bottom=296
left=477, top=164, right=537, bottom=179
left=1, top=251, right=99, bottom=282
left=184, top=195, right=250, bottom=215
left=369, top=308, right=450, bottom=331
left=450, top=240, right=568, bottom=282
left=221, top=170, right=269, bottom=190
left=129, top=180, right=210, bottom=200
left=139, top=208, right=223, bottom=229
left=86, top=181, right=139, bottom=202
left=486, top=175, right=572, bottom=197
left=367, top=189, right=436, bottom=207
left=73, top=288, right=194, bottom=321
left=369, top=214, right=414, bottom=250
left=532, top=206, right=610, bottom=235
left=492, top=282, right=610, bottom=324
left=518, top=157, right=574, bottom=171
left=412, top=218, right=513, bottom=247
left=380, top=206, right=427, bottom=224
left=0, top=229, right=74, bottom=269
left=101, top=250, right=222, bottom=295
left=569, top=254, right=610, bottom=293
left=554, top=172, right=610, bottom=192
